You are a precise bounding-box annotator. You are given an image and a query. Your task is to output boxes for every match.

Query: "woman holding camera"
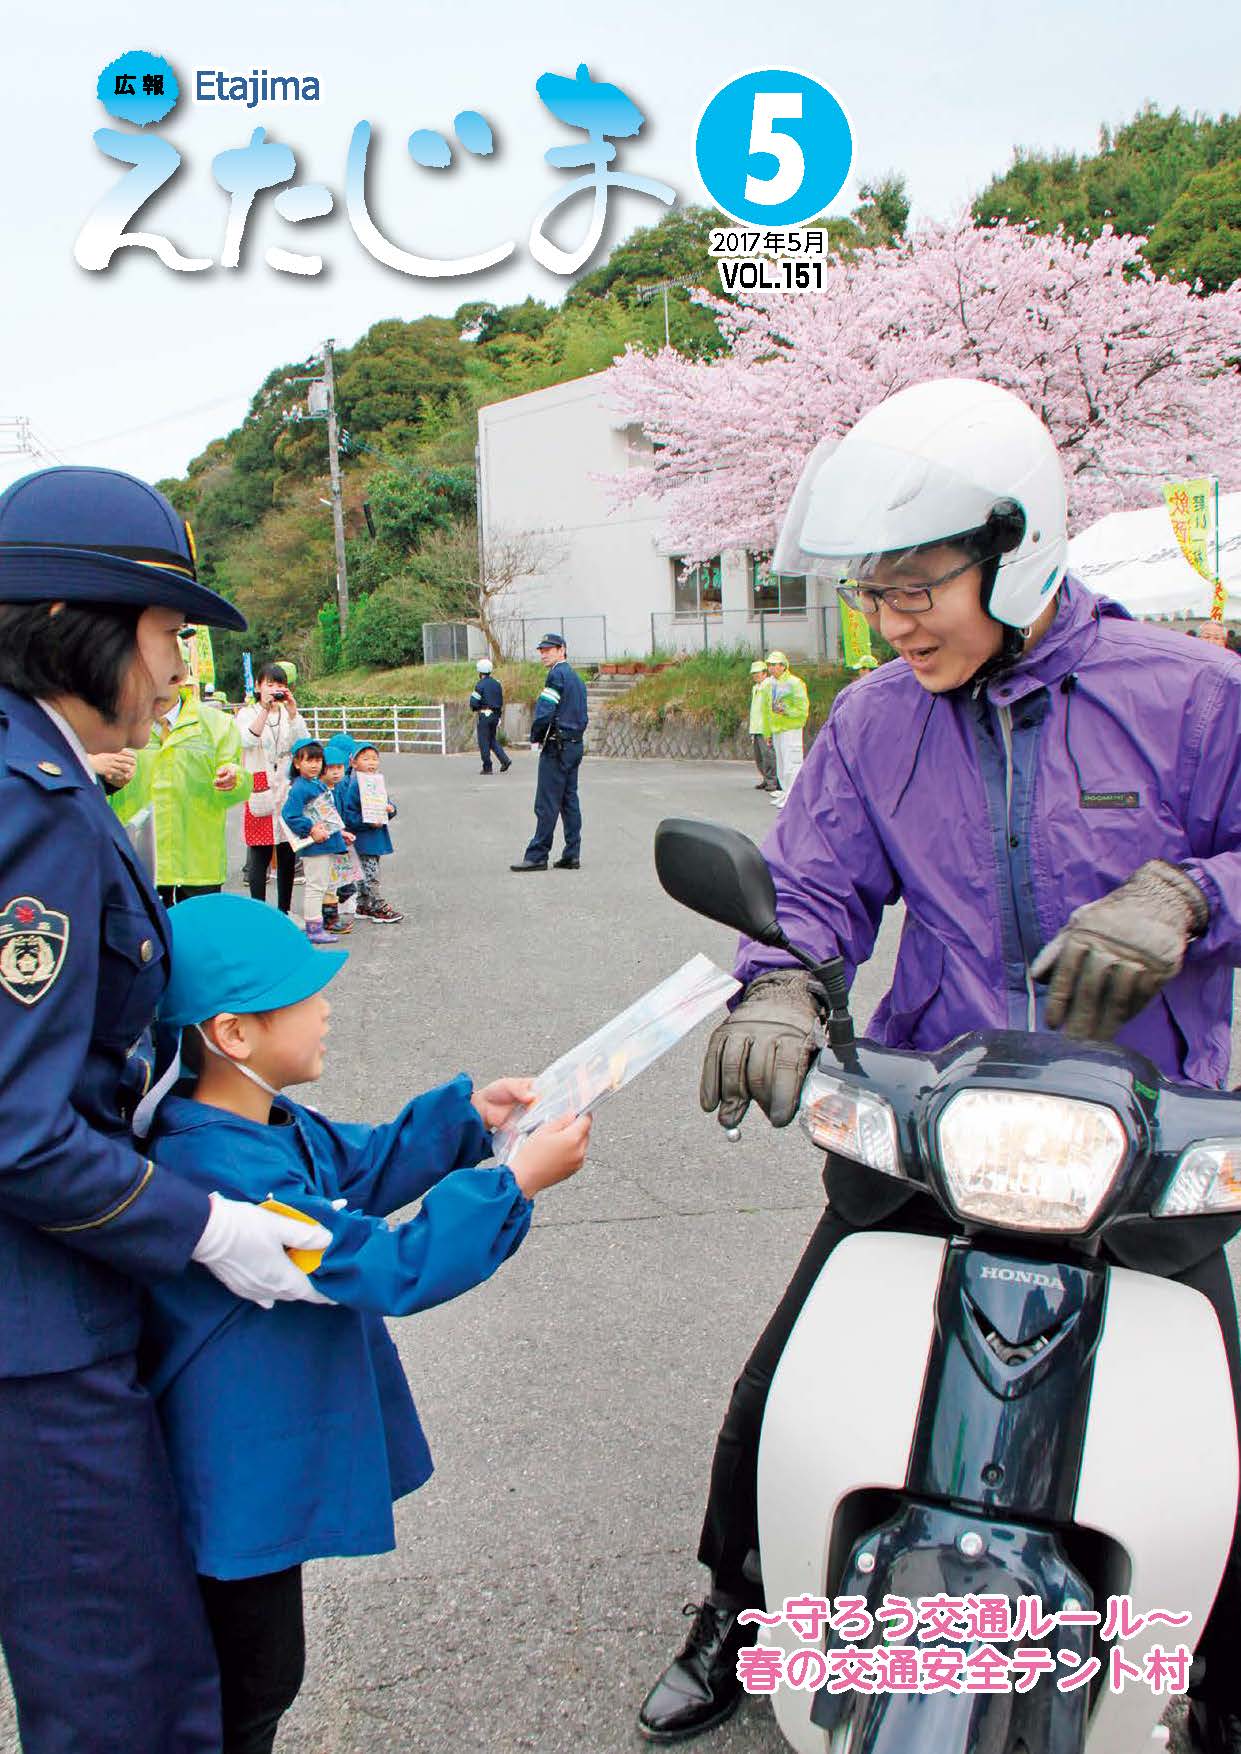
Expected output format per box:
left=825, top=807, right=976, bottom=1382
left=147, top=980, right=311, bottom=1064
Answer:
left=237, top=663, right=309, bottom=913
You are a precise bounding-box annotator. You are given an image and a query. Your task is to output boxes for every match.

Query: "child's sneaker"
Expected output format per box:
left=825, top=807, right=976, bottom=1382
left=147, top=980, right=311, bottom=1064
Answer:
left=324, top=917, right=353, bottom=934
left=367, top=898, right=404, bottom=924
left=305, top=921, right=335, bottom=945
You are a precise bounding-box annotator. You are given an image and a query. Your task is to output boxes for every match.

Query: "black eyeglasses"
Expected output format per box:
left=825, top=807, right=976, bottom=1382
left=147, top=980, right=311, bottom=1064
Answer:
left=837, top=555, right=985, bottom=615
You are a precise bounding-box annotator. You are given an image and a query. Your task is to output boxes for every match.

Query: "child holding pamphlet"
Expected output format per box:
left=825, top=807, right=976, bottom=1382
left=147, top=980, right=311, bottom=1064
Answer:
left=281, top=738, right=352, bottom=945
left=338, top=738, right=403, bottom=923
left=139, top=894, right=591, bottom=1754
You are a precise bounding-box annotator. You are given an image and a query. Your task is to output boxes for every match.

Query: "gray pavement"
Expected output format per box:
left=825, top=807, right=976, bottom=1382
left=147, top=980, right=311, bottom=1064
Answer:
left=2, top=752, right=1238, bottom=1752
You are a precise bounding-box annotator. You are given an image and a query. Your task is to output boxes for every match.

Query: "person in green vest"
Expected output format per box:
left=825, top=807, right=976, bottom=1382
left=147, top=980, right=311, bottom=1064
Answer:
left=765, top=650, right=809, bottom=809
left=747, top=659, right=778, bottom=792
left=111, top=680, right=252, bottom=906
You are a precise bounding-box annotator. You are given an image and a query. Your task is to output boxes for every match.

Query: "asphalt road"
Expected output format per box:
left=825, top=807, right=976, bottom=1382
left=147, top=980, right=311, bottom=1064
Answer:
left=2, top=751, right=1237, bottom=1753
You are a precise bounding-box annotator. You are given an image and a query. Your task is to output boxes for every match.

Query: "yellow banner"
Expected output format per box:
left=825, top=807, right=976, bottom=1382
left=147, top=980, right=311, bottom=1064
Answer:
left=193, top=625, right=216, bottom=689
left=1163, top=475, right=1216, bottom=581
left=840, top=600, right=877, bottom=670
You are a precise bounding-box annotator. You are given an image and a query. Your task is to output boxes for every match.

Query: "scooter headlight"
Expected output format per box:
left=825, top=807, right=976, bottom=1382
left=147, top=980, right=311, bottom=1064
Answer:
left=936, top=1090, right=1127, bottom=1232
left=1154, top=1142, right=1241, bottom=1217
left=798, top=1071, right=902, bottom=1177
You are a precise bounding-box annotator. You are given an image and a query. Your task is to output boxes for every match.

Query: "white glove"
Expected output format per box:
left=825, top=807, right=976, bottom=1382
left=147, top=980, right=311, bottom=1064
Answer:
left=192, top=1193, right=335, bottom=1308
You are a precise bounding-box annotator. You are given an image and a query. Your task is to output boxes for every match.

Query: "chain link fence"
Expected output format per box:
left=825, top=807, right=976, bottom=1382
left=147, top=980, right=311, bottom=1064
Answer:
left=421, top=622, right=472, bottom=664
left=649, top=606, right=839, bottom=660
left=501, top=615, right=610, bottom=662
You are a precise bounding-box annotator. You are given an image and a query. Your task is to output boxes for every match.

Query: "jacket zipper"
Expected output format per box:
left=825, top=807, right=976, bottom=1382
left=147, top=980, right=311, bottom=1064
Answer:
left=997, top=703, right=1039, bottom=1029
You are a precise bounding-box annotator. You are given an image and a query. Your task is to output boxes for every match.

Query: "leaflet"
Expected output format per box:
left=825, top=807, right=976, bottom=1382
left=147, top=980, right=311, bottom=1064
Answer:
left=491, top=954, right=740, bottom=1164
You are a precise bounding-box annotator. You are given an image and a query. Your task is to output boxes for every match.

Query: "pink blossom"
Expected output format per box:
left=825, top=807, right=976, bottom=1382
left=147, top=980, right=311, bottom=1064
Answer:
left=604, top=219, right=1241, bottom=562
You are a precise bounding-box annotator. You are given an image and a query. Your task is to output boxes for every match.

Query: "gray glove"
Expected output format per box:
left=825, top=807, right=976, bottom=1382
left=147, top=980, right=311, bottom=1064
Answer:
left=700, top=969, right=825, bottom=1130
left=1030, top=859, right=1209, bottom=1042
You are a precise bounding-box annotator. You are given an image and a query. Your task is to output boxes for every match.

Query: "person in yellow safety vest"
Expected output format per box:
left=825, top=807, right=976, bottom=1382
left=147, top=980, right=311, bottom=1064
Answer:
left=748, top=659, right=778, bottom=792
left=765, top=651, right=809, bottom=808
left=110, top=681, right=252, bottom=905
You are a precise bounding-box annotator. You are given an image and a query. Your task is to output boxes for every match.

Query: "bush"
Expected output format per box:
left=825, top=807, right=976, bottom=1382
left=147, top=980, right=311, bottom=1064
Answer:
left=340, top=586, right=433, bottom=669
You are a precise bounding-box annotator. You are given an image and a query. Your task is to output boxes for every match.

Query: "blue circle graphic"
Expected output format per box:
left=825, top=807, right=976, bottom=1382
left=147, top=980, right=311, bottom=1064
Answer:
left=696, top=69, right=852, bottom=228
left=97, top=51, right=180, bottom=127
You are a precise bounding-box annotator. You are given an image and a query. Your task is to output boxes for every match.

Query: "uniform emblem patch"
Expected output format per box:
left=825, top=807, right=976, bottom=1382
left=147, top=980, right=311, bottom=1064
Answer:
left=0, top=896, right=70, bottom=1006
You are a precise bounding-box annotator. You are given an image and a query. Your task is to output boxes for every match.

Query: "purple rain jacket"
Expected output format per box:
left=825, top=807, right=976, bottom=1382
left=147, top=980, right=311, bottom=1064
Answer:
left=737, top=577, right=1241, bottom=1093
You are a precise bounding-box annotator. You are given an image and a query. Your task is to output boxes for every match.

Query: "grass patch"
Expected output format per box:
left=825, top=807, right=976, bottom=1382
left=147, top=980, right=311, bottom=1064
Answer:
left=302, top=660, right=547, bottom=705
left=605, top=651, right=867, bottom=736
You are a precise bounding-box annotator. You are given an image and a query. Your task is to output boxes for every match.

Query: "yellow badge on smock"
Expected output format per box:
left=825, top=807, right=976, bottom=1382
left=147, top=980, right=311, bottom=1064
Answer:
left=261, top=1198, right=326, bottom=1272
left=0, top=896, right=70, bottom=1006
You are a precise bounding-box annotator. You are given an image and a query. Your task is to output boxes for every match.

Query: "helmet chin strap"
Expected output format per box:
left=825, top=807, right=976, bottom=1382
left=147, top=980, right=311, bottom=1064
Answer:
left=196, top=1025, right=283, bottom=1100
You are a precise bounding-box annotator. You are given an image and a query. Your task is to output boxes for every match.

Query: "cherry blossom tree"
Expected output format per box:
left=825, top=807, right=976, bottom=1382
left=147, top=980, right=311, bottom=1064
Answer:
left=604, top=219, right=1241, bottom=561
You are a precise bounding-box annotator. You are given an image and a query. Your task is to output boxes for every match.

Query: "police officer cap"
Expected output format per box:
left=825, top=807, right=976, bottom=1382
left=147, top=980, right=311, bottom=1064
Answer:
left=160, top=894, right=345, bottom=1028
left=535, top=632, right=566, bottom=650
left=0, top=466, right=247, bottom=631
left=476, top=658, right=493, bottom=672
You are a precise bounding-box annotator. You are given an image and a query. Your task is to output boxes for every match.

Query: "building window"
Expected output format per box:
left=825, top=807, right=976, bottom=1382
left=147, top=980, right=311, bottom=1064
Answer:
left=673, top=557, right=723, bottom=617
left=751, top=558, right=806, bottom=616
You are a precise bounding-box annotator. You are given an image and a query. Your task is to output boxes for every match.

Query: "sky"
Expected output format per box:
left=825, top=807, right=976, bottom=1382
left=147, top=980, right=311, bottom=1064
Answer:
left=2, top=0, right=1238, bottom=491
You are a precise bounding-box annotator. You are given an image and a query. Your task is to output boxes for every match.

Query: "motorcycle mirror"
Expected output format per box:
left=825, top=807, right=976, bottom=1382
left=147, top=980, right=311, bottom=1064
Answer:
left=654, top=819, right=784, bottom=945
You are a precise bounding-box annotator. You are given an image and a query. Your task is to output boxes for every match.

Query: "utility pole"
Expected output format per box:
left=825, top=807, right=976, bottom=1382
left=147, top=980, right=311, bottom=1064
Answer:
left=322, top=339, right=350, bottom=632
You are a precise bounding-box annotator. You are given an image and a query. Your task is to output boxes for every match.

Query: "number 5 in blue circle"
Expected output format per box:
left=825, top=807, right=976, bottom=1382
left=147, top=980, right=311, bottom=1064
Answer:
left=695, top=70, right=852, bottom=228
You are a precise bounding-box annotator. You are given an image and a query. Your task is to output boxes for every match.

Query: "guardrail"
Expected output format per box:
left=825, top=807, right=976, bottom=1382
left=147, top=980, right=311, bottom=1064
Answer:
left=304, top=704, right=447, bottom=754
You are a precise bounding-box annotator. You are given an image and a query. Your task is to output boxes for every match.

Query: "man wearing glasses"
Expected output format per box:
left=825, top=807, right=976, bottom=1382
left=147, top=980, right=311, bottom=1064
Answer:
left=639, top=379, right=1241, bottom=1754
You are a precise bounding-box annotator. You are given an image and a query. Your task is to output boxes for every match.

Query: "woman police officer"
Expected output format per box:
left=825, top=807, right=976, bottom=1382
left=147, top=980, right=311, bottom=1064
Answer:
left=0, top=466, right=330, bottom=1753
left=638, top=381, right=1241, bottom=1754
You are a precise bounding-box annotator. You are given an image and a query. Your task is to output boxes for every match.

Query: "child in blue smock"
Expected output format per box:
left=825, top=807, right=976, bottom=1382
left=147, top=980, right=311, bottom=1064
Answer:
left=337, top=738, right=402, bottom=922
left=282, top=736, right=350, bottom=946
left=140, top=893, right=591, bottom=1754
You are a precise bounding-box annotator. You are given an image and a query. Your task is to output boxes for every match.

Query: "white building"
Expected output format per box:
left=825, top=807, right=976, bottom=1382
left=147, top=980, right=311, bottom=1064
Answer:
left=476, top=372, right=839, bottom=663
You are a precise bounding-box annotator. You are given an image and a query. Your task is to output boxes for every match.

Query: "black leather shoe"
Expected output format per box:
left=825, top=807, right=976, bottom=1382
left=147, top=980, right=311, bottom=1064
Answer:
left=509, top=860, right=548, bottom=872
left=1188, top=1701, right=1241, bottom=1753
left=637, top=1596, right=756, bottom=1743
left=500, top=762, right=512, bottom=772
left=552, top=855, right=580, bottom=869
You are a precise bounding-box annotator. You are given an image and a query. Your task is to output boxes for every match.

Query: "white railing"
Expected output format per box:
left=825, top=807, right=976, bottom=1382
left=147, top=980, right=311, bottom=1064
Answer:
left=305, top=704, right=448, bottom=754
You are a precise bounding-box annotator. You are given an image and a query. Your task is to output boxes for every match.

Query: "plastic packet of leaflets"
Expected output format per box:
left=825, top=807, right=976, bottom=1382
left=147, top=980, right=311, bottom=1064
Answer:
left=491, top=954, right=741, bottom=1165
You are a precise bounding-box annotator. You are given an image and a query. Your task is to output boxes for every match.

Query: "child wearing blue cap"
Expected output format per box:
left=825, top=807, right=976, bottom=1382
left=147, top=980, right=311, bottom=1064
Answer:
left=319, top=736, right=357, bottom=934
left=281, top=738, right=351, bottom=945
left=141, top=893, right=591, bottom=1754
left=338, top=739, right=403, bottom=923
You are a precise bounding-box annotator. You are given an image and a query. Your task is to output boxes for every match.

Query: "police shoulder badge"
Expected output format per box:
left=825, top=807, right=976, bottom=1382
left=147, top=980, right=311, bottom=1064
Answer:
left=0, top=895, right=70, bottom=1006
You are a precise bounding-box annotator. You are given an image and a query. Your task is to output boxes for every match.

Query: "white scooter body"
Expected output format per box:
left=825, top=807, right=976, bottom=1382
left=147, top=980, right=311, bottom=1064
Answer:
left=757, top=1230, right=1239, bottom=1754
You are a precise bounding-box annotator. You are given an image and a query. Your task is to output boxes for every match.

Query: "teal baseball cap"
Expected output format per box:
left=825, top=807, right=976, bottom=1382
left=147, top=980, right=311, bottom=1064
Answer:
left=321, top=736, right=354, bottom=766
left=160, top=893, right=346, bottom=1027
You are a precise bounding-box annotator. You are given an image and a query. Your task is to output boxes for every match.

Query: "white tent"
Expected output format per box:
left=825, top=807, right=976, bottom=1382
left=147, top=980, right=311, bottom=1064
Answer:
left=1067, top=493, right=1241, bottom=620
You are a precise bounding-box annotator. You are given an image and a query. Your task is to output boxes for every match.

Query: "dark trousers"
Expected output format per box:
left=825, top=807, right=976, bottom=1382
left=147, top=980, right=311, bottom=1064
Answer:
left=476, top=714, right=510, bottom=772
left=198, top=1567, right=305, bottom=1754
left=0, top=1352, right=221, bottom=1753
left=245, top=841, right=296, bottom=914
left=697, top=1189, right=1241, bottom=1713
left=158, top=882, right=221, bottom=908
left=752, top=733, right=777, bottom=787
left=524, top=737, right=583, bottom=862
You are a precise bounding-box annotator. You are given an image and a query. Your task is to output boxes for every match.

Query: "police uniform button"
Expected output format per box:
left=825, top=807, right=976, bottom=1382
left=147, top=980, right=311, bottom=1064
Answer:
left=139, top=939, right=155, bottom=964
left=37, top=761, right=62, bottom=776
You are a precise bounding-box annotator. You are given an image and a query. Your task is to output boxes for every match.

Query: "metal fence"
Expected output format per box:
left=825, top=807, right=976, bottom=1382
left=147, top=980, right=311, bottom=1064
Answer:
left=421, top=621, right=472, bottom=664
left=649, top=606, right=840, bottom=661
left=305, top=704, right=448, bottom=754
left=504, top=615, right=610, bottom=662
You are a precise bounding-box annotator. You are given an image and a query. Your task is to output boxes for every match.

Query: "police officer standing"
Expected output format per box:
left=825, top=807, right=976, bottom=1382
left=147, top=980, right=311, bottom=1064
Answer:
left=510, top=633, right=588, bottom=871
left=0, top=466, right=331, bottom=1754
left=469, top=657, right=511, bottom=774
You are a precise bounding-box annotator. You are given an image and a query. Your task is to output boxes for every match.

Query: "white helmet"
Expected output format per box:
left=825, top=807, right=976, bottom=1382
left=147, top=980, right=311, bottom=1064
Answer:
left=772, top=379, right=1068, bottom=630
left=476, top=658, right=493, bottom=673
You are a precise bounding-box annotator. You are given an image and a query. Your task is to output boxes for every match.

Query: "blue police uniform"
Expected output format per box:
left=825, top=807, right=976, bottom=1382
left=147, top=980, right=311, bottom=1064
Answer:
left=520, top=648, right=589, bottom=867
left=142, top=1077, right=531, bottom=1579
left=0, top=465, right=249, bottom=1753
left=469, top=672, right=510, bottom=773
left=0, top=692, right=222, bottom=1751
